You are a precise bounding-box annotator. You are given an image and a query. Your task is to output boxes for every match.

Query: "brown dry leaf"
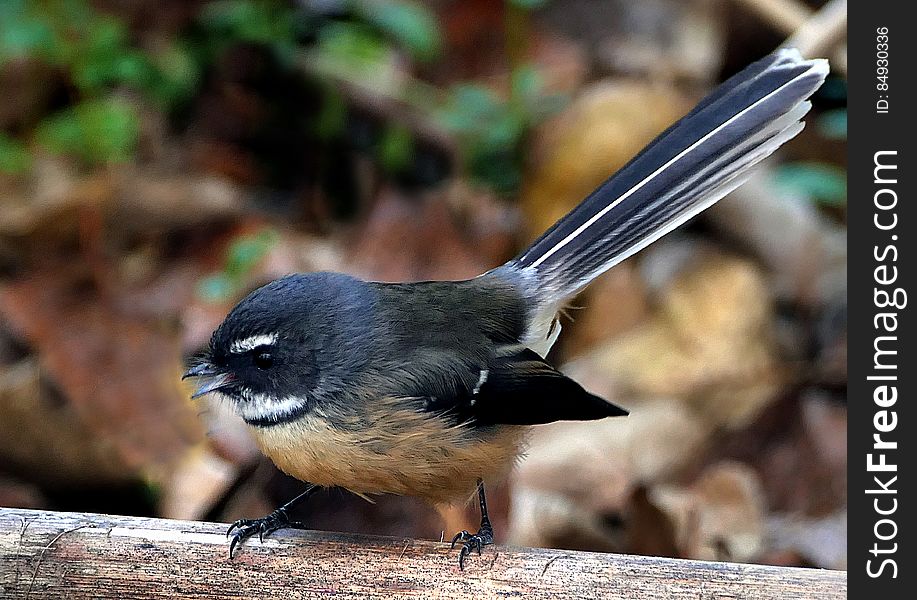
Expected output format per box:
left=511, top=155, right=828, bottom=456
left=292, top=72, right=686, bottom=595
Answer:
left=434, top=0, right=509, bottom=81
left=440, top=179, right=519, bottom=268
left=196, top=396, right=262, bottom=467
left=514, top=420, right=635, bottom=511
left=626, top=485, right=680, bottom=558
left=187, top=138, right=261, bottom=185
left=765, top=510, right=847, bottom=569
left=434, top=0, right=589, bottom=94
left=572, top=250, right=782, bottom=430
left=0, top=267, right=204, bottom=483
left=508, top=485, right=625, bottom=553
left=516, top=399, right=708, bottom=501
left=705, top=391, right=846, bottom=518
left=801, top=392, right=847, bottom=475
left=108, top=168, right=249, bottom=232
left=346, top=186, right=493, bottom=282
left=559, top=262, right=649, bottom=359
left=529, top=33, right=590, bottom=96
left=0, top=57, right=60, bottom=130
left=651, top=461, right=766, bottom=562
left=760, top=395, right=846, bottom=516
left=0, top=155, right=110, bottom=238
left=0, top=358, right=135, bottom=485
left=0, top=157, right=248, bottom=245
left=520, top=81, right=692, bottom=242
left=541, top=0, right=724, bottom=83
left=0, top=473, right=47, bottom=510
left=707, top=171, right=847, bottom=307
left=158, top=446, right=239, bottom=520
left=509, top=399, right=709, bottom=553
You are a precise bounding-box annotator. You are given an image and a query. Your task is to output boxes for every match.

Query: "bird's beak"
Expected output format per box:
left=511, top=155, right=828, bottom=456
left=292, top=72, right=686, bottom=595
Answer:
left=183, top=362, right=235, bottom=398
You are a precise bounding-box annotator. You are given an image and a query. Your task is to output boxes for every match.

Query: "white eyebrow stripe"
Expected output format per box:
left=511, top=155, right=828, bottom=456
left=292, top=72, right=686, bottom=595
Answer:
left=230, top=333, right=278, bottom=354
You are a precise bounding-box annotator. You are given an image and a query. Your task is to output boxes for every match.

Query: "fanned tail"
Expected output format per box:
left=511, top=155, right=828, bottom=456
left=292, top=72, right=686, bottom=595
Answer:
left=506, top=48, right=828, bottom=311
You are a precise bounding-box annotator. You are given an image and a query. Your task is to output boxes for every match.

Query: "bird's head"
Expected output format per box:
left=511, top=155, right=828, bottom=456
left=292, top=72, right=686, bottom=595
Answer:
left=184, top=272, right=374, bottom=426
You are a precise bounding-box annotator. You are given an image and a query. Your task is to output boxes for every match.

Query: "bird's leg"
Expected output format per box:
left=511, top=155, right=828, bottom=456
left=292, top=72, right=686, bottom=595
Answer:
left=450, top=480, right=495, bottom=570
left=227, top=484, right=317, bottom=558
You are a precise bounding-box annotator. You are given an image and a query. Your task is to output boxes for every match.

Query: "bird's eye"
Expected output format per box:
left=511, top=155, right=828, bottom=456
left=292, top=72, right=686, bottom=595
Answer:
left=253, top=351, right=274, bottom=370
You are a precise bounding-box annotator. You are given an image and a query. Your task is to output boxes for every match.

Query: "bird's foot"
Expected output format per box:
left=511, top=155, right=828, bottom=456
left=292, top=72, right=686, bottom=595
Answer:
left=450, top=522, right=494, bottom=570
left=226, top=508, right=304, bottom=558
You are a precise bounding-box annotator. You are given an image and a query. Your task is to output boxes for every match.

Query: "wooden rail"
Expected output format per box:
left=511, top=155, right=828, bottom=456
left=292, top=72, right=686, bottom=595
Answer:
left=0, top=508, right=846, bottom=599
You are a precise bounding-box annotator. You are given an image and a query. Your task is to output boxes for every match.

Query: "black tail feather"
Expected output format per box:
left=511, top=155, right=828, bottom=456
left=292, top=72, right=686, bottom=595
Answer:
left=509, top=48, right=828, bottom=306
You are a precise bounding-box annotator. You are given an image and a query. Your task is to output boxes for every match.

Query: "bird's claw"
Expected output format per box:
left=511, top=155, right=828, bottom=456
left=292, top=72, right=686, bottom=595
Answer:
left=226, top=509, right=303, bottom=558
left=450, top=530, right=471, bottom=549
left=449, top=526, right=493, bottom=570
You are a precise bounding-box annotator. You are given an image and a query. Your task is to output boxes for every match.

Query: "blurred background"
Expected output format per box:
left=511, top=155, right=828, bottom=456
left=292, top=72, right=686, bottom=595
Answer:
left=0, top=0, right=846, bottom=570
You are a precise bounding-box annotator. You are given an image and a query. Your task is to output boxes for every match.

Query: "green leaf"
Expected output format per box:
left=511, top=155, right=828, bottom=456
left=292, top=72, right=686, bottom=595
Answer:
left=223, top=229, right=278, bottom=277
left=817, top=77, right=846, bottom=103
left=358, top=0, right=441, bottom=62
left=511, top=64, right=542, bottom=102
left=201, top=0, right=297, bottom=51
left=197, top=273, right=237, bottom=303
left=509, top=0, right=550, bottom=9
left=84, top=15, right=129, bottom=54
left=438, top=84, right=500, bottom=132
left=317, top=21, right=388, bottom=73
left=35, top=98, right=140, bottom=165
left=198, top=229, right=278, bottom=302
left=437, top=83, right=528, bottom=193
left=0, top=5, right=56, bottom=63
left=314, top=85, right=347, bottom=140
left=0, top=133, right=32, bottom=174
left=378, top=124, right=414, bottom=173
left=477, top=112, right=521, bottom=152
left=816, top=109, right=847, bottom=140
left=73, top=49, right=156, bottom=93
left=147, top=42, right=203, bottom=107
left=470, top=149, right=520, bottom=194
left=773, top=162, right=847, bottom=206
left=61, top=14, right=161, bottom=94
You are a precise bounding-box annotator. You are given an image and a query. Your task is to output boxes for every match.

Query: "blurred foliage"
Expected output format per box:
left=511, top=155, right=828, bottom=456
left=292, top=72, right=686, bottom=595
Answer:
left=35, top=98, right=140, bottom=165
left=1, top=0, right=561, bottom=195
left=355, top=0, right=441, bottom=62
left=509, top=0, right=550, bottom=8
left=439, top=65, right=564, bottom=192
left=316, top=20, right=392, bottom=74
left=378, top=124, right=415, bottom=173
left=197, top=228, right=280, bottom=302
left=0, top=0, right=198, bottom=167
left=0, top=132, right=31, bottom=173
left=817, top=76, right=847, bottom=104
left=816, top=109, right=847, bottom=141
left=199, top=0, right=301, bottom=64
left=2, top=0, right=145, bottom=91
left=314, top=84, right=348, bottom=140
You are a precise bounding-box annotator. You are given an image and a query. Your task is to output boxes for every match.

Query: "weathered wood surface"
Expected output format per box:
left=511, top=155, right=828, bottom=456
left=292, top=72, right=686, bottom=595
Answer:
left=0, top=507, right=846, bottom=599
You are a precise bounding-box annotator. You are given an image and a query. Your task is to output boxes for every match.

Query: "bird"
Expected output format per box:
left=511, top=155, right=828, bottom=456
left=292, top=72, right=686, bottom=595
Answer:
left=184, top=48, right=828, bottom=569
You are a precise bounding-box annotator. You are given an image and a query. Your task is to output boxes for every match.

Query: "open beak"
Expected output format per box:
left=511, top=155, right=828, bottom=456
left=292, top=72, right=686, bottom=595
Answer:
left=183, top=363, right=235, bottom=398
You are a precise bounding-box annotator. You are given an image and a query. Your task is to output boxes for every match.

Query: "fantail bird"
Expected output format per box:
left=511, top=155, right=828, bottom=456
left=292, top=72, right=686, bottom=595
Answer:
left=184, top=48, right=828, bottom=568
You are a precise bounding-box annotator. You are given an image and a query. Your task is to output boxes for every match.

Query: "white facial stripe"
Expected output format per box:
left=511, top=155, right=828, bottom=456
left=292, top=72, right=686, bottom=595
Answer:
left=237, top=388, right=306, bottom=422
left=230, top=333, right=278, bottom=354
